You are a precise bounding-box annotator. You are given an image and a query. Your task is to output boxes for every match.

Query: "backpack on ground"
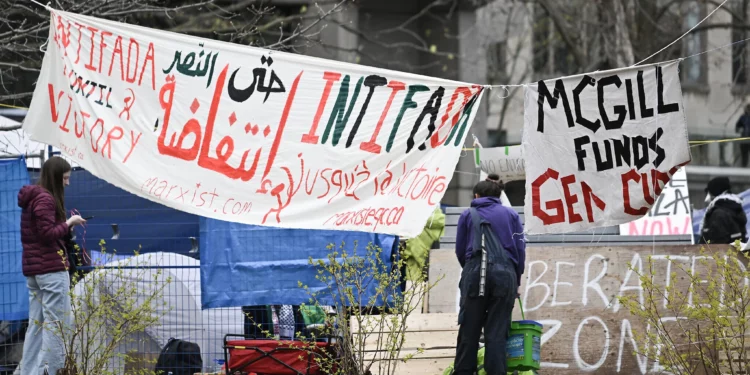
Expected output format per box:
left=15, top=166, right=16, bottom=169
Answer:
left=154, top=338, right=202, bottom=375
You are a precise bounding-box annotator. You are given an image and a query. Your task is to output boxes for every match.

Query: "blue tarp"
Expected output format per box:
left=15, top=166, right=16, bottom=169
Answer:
left=58, top=168, right=199, bottom=256
left=692, top=188, right=750, bottom=239
left=200, top=218, right=398, bottom=309
left=0, top=158, right=30, bottom=320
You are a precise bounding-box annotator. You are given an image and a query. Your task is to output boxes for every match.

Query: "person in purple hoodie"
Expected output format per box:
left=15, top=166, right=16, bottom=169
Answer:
left=17, top=156, right=85, bottom=375
left=453, top=176, right=525, bottom=375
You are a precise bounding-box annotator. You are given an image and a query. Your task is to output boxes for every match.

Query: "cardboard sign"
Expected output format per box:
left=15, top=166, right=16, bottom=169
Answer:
left=23, top=10, right=485, bottom=237
left=619, top=167, right=693, bottom=238
left=476, top=145, right=525, bottom=182
left=522, top=62, right=691, bottom=234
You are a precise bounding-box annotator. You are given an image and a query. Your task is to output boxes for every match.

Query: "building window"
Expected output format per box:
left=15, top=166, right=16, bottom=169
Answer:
left=681, top=3, right=706, bottom=85
left=487, top=129, right=507, bottom=148
left=532, top=5, right=576, bottom=78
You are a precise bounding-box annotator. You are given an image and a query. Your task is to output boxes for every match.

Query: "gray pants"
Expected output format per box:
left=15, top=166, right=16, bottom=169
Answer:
left=19, top=271, right=72, bottom=375
left=454, top=256, right=517, bottom=375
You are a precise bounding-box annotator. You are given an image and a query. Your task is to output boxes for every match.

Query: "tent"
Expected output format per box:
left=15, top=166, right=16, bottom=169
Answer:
left=71, top=252, right=243, bottom=374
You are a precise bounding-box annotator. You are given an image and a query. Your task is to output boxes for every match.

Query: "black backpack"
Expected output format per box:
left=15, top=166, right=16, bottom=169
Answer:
left=154, top=338, right=202, bottom=375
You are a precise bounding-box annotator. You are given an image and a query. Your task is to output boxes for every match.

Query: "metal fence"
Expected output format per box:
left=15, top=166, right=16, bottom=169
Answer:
left=1, top=256, right=317, bottom=374
left=0, top=152, right=284, bottom=375
left=0, top=156, right=33, bottom=375
left=67, top=261, right=316, bottom=375
left=3, top=263, right=316, bottom=374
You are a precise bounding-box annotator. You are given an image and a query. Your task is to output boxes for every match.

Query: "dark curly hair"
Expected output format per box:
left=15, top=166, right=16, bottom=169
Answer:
left=473, top=173, right=504, bottom=198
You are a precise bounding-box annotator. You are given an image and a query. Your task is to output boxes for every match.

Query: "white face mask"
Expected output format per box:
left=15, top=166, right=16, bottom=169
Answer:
left=704, top=193, right=713, bottom=204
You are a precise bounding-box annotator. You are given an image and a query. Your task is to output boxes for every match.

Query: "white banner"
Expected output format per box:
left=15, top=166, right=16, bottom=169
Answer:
left=476, top=145, right=525, bottom=182
left=619, top=167, right=693, bottom=239
left=522, top=62, right=691, bottom=234
left=24, top=10, right=485, bottom=237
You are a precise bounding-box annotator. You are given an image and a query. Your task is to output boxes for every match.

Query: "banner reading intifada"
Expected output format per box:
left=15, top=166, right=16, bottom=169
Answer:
left=522, top=62, right=691, bottom=234
left=24, top=10, right=485, bottom=237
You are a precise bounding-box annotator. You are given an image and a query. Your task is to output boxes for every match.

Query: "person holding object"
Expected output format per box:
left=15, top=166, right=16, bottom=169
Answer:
left=700, top=176, right=748, bottom=246
left=17, top=156, right=86, bottom=375
left=453, top=177, right=526, bottom=374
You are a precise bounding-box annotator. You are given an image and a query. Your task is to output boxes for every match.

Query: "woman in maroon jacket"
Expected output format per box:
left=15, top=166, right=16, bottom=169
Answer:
left=18, top=157, right=85, bottom=375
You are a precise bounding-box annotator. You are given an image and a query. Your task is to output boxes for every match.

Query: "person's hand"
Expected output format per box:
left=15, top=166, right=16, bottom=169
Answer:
left=67, top=215, right=86, bottom=227
left=517, top=286, right=521, bottom=298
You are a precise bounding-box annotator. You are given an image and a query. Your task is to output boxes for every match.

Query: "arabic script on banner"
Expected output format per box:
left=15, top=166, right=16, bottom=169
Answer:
left=522, top=62, right=691, bottom=234
left=24, top=10, right=485, bottom=237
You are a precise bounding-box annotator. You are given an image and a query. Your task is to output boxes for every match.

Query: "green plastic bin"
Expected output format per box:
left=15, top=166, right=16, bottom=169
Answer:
left=506, top=298, right=542, bottom=372
left=442, top=298, right=541, bottom=374
left=441, top=347, right=537, bottom=375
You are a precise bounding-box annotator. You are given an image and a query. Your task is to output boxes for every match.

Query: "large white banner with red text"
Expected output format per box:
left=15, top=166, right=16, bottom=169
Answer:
left=522, top=62, right=691, bottom=235
left=24, top=10, right=484, bottom=237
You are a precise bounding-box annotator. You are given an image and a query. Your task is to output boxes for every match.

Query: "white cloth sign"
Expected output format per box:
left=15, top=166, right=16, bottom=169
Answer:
left=522, top=62, right=691, bottom=234
left=619, top=167, right=693, bottom=239
left=472, top=140, right=513, bottom=205
left=24, top=10, right=485, bottom=237
left=476, top=145, right=525, bottom=182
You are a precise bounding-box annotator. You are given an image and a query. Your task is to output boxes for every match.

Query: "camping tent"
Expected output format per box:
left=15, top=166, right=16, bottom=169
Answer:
left=72, top=252, right=243, bottom=374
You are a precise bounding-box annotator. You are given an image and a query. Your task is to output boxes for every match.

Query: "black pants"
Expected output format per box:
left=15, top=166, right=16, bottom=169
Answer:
left=454, top=256, right=517, bottom=375
left=741, top=143, right=750, bottom=167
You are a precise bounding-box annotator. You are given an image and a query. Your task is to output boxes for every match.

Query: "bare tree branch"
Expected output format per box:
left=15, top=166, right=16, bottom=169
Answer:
left=266, top=1, right=346, bottom=49
left=0, top=62, right=40, bottom=72
left=333, top=21, right=458, bottom=59
left=0, top=93, right=33, bottom=101
left=0, top=0, right=354, bottom=107
left=98, top=1, right=215, bottom=17
left=535, top=0, right=588, bottom=69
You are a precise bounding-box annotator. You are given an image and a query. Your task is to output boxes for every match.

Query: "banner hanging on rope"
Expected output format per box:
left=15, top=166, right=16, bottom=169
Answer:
left=476, top=145, right=525, bottom=182
left=522, top=61, right=691, bottom=235
left=23, top=10, right=485, bottom=237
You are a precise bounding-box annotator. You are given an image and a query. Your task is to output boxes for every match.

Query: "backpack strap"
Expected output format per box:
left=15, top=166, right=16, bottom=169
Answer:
left=471, top=207, right=513, bottom=267
left=469, top=208, right=486, bottom=253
